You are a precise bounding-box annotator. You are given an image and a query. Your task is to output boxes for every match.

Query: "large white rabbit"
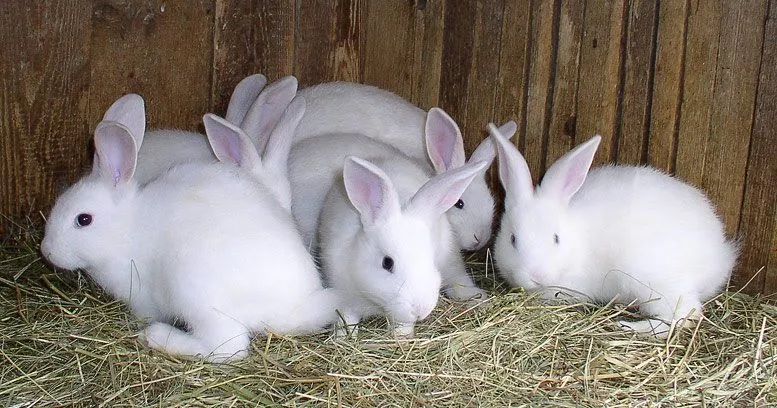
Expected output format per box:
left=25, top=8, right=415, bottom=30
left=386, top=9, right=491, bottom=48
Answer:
left=297, top=82, right=515, bottom=251
left=133, top=75, right=298, bottom=185
left=488, top=124, right=737, bottom=337
left=319, top=155, right=488, bottom=338
left=40, top=94, right=338, bottom=362
left=292, top=133, right=493, bottom=303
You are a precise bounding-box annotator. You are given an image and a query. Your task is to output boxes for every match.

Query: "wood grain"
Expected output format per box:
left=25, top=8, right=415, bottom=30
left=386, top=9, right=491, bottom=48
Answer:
left=295, top=0, right=360, bottom=86
left=734, top=0, right=776, bottom=294
left=0, top=1, right=92, bottom=229
left=523, top=0, right=557, bottom=179
left=702, top=0, right=767, bottom=237
left=360, top=0, right=416, bottom=99
left=545, top=0, right=585, bottom=170
left=615, top=0, right=658, bottom=165
left=575, top=0, right=627, bottom=166
left=493, top=0, right=532, bottom=141
left=645, top=0, right=687, bottom=172
left=212, top=0, right=295, bottom=115
left=674, top=1, right=723, bottom=187
left=89, top=0, right=214, bottom=132
left=410, top=0, right=445, bottom=110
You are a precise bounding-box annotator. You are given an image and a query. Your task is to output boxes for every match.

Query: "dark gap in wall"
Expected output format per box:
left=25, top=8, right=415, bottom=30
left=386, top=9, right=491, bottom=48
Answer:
left=612, top=0, right=632, bottom=163
left=539, top=0, right=562, bottom=174
left=669, top=0, right=691, bottom=174
left=571, top=0, right=589, bottom=150
left=518, top=0, right=536, bottom=153
left=738, top=0, right=773, bottom=292
left=641, top=0, right=661, bottom=164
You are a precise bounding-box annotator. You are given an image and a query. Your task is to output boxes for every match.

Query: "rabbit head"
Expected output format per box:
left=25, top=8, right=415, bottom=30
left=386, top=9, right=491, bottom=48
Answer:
left=424, top=108, right=517, bottom=251
left=490, top=123, right=601, bottom=291
left=41, top=94, right=145, bottom=272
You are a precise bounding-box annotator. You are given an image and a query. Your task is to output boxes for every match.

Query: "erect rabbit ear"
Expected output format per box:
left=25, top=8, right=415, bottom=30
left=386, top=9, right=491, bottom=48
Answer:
left=241, top=75, right=298, bottom=152
left=408, top=159, right=489, bottom=219
left=470, top=120, right=517, bottom=165
left=203, top=113, right=261, bottom=171
left=262, top=96, right=306, bottom=177
left=102, top=94, right=146, bottom=148
left=225, top=74, right=268, bottom=125
left=488, top=123, right=534, bottom=205
left=93, top=122, right=138, bottom=186
left=425, top=107, right=466, bottom=174
left=343, top=156, right=401, bottom=227
left=540, top=135, right=601, bottom=205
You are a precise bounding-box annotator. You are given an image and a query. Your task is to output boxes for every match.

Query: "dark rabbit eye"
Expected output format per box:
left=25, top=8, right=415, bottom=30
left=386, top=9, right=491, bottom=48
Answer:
left=454, top=199, right=465, bottom=209
left=554, top=233, right=560, bottom=245
left=75, top=213, right=92, bottom=227
left=382, top=256, right=394, bottom=272
left=510, top=234, right=517, bottom=248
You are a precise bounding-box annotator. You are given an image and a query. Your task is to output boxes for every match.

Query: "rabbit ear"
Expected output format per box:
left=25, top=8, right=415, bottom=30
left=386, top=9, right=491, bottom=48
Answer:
left=262, top=96, right=306, bottom=177
left=407, top=159, right=489, bottom=219
left=488, top=123, right=534, bottom=204
left=93, top=122, right=138, bottom=186
left=241, top=75, right=299, bottom=151
left=102, top=94, right=146, bottom=148
left=425, top=108, right=466, bottom=174
left=343, top=156, right=401, bottom=227
left=540, top=135, right=601, bottom=204
left=225, top=74, right=268, bottom=125
left=470, top=120, right=517, bottom=165
left=203, top=113, right=260, bottom=171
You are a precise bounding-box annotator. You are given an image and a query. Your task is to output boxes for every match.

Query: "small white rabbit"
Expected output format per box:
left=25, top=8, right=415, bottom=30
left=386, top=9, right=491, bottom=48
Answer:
left=297, top=82, right=516, bottom=251
left=318, top=155, right=488, bottom=338
left=488, top=124, right=738, bottom=337
left=40, top=94, right=337, bottom=362
left=133, top=75, right=298, bottom=185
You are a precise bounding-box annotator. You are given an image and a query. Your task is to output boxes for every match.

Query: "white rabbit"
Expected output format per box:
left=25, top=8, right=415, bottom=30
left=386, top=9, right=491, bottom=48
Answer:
left=318, top=155, right=488, bottom=338
left=297, top=82, right=516, bottom=251
left=488, top=124, right=738, bottom=337
left=133, top=75, right=298, bottom=185
left=40, top=94, right=338, bottom=362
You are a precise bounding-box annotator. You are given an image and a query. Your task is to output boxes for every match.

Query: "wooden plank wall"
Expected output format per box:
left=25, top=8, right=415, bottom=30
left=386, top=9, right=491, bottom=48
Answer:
left=0, top=0, right=774, bottom=295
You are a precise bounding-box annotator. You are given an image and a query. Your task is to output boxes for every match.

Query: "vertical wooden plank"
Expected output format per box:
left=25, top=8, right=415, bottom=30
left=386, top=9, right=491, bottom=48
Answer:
left=438, top=1, right=476, bottom=139
left=89, top=0, right=214, bottom=131
left=0, top=1, right=92, bottom=230
left=459, top=1, right=505, bottom=155
left=493, top=1, right=532, bottom=136
left=410, top=0, right=445, bottom=110
left=615, top=0, right=658, bottom=165
left=646, top=0, right=687, bottom=172
left=575, top=0, right=627, bottom=166
left=674, top=1, right=723, bottom=186
left=212, top=0, right=295, bottom=115
left=703, top=0, right=767, bottom=237
left=360, top=0, right=416, bottom=99
left=295, top=0, right=360, bottom=86
left=734, top=0, right=776, bottom=294
left=492, top=1, right=532, bottom=200
left=522, top=0, right=557, bottom=178
left=545, top=0, right=585, bottom=169
left=439, top=1, right=504, bottom=156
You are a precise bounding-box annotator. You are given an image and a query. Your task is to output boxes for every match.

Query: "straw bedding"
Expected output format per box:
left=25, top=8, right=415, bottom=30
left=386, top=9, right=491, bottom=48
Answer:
left=1, top=224, right=774, bottom=407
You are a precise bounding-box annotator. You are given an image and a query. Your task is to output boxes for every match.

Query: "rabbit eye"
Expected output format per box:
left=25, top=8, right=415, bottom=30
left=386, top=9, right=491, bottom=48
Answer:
left=454, top=199, right=465, bottom=209
left=382, top=256, right=394, bottom=272
left=510, top=234, right=517, bottom=248
left=75, top=213, right=92, bottom=228
left=554, top=233, right=560, bottom=245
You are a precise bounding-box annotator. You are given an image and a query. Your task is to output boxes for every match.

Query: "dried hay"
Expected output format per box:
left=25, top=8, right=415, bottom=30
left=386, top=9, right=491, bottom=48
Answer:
left=1, top=223, right=774, bottom=407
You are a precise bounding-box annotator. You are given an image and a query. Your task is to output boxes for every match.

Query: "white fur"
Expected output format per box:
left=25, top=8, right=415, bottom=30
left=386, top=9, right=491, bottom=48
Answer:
left=317, top=152, right=488, bottom=338
left=133, top=75, right=298, bottom=185
left=296, top=82, right=517, bottom=250
left=489, top=125, right=738, bottom=337
left=40, top=94, right=337, bottom=362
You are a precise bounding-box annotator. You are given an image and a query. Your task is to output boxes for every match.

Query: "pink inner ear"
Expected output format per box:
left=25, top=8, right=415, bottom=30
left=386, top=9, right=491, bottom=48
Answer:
left=426, top=110, right=465, bottom=172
